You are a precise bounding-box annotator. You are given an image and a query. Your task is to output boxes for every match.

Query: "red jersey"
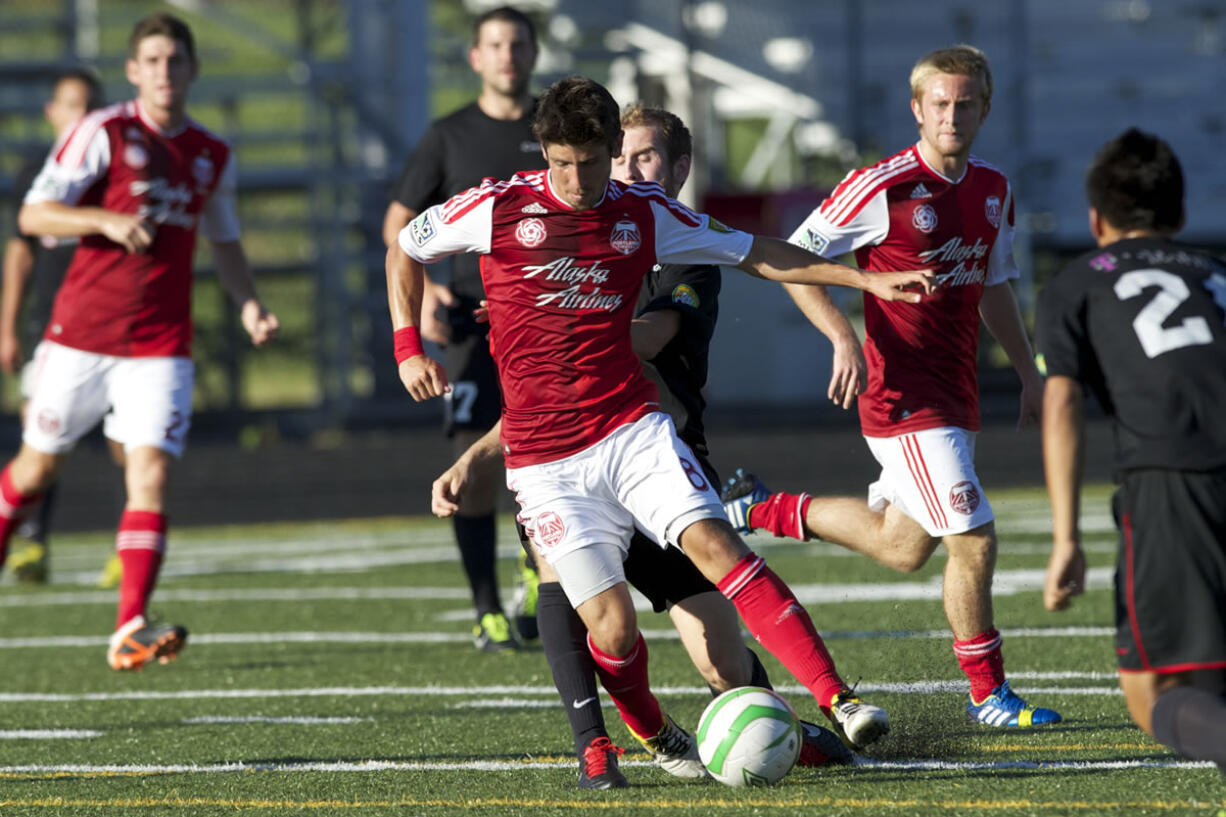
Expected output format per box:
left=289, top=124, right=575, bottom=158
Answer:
left=23, top=100, right=240, bottom=358
left=400, top=171, right=753, bottom=468
left=789, top=144, right=1018, bottom=436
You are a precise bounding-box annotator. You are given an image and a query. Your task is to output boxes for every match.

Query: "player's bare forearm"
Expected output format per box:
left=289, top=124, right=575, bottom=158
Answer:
left=631, top=309, right=680, bottom=360
left=738, top=236, right=932, bottom=302
left=383, top=202, right=418, bottom=249
left=385, top=244, right=425, bottom=332
left=433, top=422, right=502, bottom=518
left=980, top=282, right=1041, bottom=382
left=1041, top=376, right=1084, bottom=552
left=21, top=201, right=154, bottom=254
left=782, top=281, right=865, bottom=408
left=0, top=238, right=35, bottom=373
left=212, top=240, right=279, bottom=346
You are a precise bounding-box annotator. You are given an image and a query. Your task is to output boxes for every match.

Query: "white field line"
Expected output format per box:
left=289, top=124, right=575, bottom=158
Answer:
left=0, top=680, right=1121, bottom=705
left=0, top=624, right=1115, bottom=651
left=0, top=567, right=1116, bottom=609
left=181, top=716, right=369, bottom=725
left=0, top=730, right=100, bottom=739
left=0, top=757, right=1210, bottom=775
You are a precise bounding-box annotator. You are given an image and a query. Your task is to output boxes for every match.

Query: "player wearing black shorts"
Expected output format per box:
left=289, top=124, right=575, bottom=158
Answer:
left=382, top=6, right=546, bottom=651
left=432, top=105, right=853, bottom=789
left=1037, top=128, right=1226, bottom=771
left=1, top=68, right=103, bottom=582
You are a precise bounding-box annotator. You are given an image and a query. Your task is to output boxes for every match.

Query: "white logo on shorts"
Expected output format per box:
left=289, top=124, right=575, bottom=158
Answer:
left=534, top=511, right=566, bottom=549
left=949, top=481, right=981, bottom=514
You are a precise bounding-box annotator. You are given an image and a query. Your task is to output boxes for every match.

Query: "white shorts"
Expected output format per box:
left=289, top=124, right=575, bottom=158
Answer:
left=23, top=341, right=194, bottom=458
left=508, top=411, right=723, bottom=608
left=864, top=426, right=994, bottom=538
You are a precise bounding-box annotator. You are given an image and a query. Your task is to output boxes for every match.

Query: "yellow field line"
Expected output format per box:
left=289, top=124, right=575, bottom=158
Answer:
left=0, top=796, right=1221, bottom=811
left=980, top=743, right=1155, bottom=752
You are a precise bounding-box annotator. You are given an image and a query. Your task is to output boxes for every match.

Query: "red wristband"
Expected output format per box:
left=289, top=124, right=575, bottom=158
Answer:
left=393, top=326, right=424, bottom=364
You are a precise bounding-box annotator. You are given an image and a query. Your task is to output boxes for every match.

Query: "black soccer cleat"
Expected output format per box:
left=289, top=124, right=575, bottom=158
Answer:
left=577, top=736, right=629, bottom=789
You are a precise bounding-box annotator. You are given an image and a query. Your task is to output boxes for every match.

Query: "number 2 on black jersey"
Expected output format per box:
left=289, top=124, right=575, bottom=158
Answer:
left=1114, top=269, right=1226, bottom=358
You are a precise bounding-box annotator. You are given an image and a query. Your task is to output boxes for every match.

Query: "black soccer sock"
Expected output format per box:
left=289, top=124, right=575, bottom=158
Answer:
left=537, top=581, right=607, bottom=757
left=27, top=482, right=58, bottom=545
left=453, top=514, right=501, bottom=618
left=1151, top=685, right=1226, bottom=768
left=707, top=647, right=774, bottom=697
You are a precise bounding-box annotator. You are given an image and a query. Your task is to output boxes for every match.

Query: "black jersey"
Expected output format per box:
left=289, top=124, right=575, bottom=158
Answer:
left=12, top=149, right=76, bottom=344
left=1036, top=236, right=1226, bottom=473
left=391, top=101, right=545, bottom=299
left=636, top=263, right=721, bottom=458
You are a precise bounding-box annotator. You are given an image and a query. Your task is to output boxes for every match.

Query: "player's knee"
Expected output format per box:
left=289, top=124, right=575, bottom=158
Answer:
left=588, top=618, right=639, bottom=656
left=887, top=535, right=941, bottom=572
left=678, top=519, right=748, bottom=578
left=10, top=446, right=61, bottom=493
left=945, top=529, right=997, bottom=572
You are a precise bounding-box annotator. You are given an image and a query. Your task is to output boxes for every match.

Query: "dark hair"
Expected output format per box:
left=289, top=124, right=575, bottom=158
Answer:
left=128, top=12, right=197, bottom=64
left=472, top=5, right=538, bottom=50
left=620, top=103, right=691, bottom=164
left=1085, top=128, right=1184, bottom=233
left=54, top=67, right=104, bottom=111
left=533, top=77, right=621, bottom=153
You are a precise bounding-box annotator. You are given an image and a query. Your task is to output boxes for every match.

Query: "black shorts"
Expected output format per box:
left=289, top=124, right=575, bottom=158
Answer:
left=1112, top=469, right=1226, bottom=674
left=440, top=297, right=501, bottom=436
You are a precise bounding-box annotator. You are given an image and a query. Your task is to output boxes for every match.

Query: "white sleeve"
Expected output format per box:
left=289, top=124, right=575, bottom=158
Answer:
left=652, top=199, right=753, bottom=266
left=984, top=185, right=1019, bottom=285
left=399, top=196, right=493, bottom=264
left=787, top=187, right=889, bottom=258
left=199, top=153, right=241, bottom=242
left=22, top=126, right=111, bottom=207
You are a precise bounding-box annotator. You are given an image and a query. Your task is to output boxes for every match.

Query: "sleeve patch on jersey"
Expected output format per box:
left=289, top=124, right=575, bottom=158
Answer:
left=707, top=216, right=732, bottom=233
left=799, top=227, right=831, bottom=255
left=984, top=195, right=1001, bottom=229
left=671, top=283, right=700, bottom=308
left=409, top=211, right=436, bottom=246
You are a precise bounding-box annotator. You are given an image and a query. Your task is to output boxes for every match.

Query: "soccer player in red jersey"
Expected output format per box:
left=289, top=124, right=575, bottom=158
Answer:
left=5, top=13, right=278, bottom=670
left=722, top=45, right=1061, bottom=727
left=389, top=75, right=933, bottom=771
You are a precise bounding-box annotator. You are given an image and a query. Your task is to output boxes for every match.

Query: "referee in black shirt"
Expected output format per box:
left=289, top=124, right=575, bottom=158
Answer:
left=383, top=6, right=546, bottom=651
left=1037, top=128, right=1226, bottom=771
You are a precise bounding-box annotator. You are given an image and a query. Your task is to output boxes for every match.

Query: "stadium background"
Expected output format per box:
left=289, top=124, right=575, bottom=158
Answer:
left=1, top=0, right=1221, bottom=529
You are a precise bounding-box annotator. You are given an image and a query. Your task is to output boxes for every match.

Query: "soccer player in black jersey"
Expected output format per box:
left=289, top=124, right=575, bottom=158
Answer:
left=1036, top=128, right=1226, bottom=771
left=382, top=6, right=546, bottom=651
left=432, top=104, right=853, bottom=788
left=2, top=69, right=104, bottom=583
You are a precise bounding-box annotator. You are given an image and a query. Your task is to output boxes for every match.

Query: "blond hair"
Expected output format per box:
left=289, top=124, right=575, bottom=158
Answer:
left=909, top=45, right=992, bottom=105
left=620, top=103, right=692, bottom=164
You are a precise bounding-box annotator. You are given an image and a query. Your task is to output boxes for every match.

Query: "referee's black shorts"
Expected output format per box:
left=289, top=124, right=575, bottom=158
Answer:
left=1113, top=468, right=1226, bottom=674
left=440, top=297, right=501, bottom=436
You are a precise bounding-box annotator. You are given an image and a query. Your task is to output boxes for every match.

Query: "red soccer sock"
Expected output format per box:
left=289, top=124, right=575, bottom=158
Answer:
left=718, top=552, right=844, bottom=712
left=747, top=492, right=812, bottom=540
left=115, top=510, right=167, bottom=629
left=954, top=627, right=1006, bottom=702
left=0, top=465, right=43, bottom=567
left=587, top=631, right=664, bottom=740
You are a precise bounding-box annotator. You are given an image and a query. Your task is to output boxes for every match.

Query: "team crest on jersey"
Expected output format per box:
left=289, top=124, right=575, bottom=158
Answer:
left=123, top=143, right=148, bottom=170
left=409, top=211, right=436, bottom=245
left=984, top=196, right=1002, bottom=229
left=534, top=511, right=566, bottom=549
left=949, top=481, right=981, bottom=514
left=671, top=284, right=700, bottom=308
left=516, top=217, right=547, bottom=248
left=192, top=155, right=215, bottom=188
left=521, top=202, right=548, bottom=215
left=910, top=183, right=932, bottom=199
left=912, top=203, right=938, bottom=234
left=610, top=219, right=641, bottom=255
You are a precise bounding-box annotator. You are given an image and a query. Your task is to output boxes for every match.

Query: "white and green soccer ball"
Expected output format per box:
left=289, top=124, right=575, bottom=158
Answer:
left=696, top=686, right=802, bottom=787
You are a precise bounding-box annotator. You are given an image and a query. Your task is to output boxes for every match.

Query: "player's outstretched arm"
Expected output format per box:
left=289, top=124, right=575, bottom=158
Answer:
left=980, top=282, right=1044, bottom=429
left=386, top=243, right=449, bottom=401
left=736, top=236, right=933, bottom=302
left=1041, top=375, right=1087, bottom=611
left=19, top=201, right=154, bottom=255
left=211, top=240, right=279, bottom=347
left=0, top=237, right=36, bottom=374
left=781, top=282, right=866, bottom=409
left=431, top=421, right=503, bottom=518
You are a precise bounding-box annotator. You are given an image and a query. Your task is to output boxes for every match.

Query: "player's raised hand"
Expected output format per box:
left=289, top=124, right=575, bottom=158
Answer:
left=399, top=354, right=450, bottom=402
left=100, top=212, right=156, bottom=254
left=866, top=269, right=935, bottom=302
left=1043, top=542, right=1086, bottom=611
left=431, top=460, right=470, bottom=518
left=241, top=300, right=280, bottom=346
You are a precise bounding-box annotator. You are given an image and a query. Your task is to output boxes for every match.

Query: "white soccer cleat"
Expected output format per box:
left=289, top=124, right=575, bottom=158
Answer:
left=827, top=687, right=890, bottom=750
left=634, top=713, right=710, bottom=779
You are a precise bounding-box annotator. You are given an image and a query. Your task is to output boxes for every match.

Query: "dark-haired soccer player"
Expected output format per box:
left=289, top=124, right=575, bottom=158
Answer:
left=383, top=5, right=546, bottom=652
left=7, top=13, right=278, bottom=670
left=390, top=75, right=933, bottom=777
left=2, top=68, right=104, bottom=583
left=722, top=45, right=1060, bottom=729
left=1036, top=128, right=1226, bottom=771
left=432, top=103, right=851, bottom=788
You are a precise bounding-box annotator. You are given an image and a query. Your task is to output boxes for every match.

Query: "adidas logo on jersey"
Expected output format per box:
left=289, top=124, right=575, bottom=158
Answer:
left=910, top=183, right=932, bottom=199
left=521, top=202, right=548, bottom=215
